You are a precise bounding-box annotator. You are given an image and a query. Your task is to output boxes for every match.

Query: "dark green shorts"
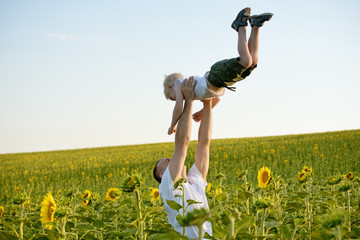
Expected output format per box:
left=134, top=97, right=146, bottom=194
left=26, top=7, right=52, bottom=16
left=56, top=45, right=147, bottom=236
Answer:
left=207, top=57, right=256, bottom=91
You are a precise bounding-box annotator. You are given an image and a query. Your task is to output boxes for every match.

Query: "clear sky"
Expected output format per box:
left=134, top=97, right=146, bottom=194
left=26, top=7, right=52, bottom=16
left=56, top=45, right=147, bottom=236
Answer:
left=1, top=0, right=359, bottom=154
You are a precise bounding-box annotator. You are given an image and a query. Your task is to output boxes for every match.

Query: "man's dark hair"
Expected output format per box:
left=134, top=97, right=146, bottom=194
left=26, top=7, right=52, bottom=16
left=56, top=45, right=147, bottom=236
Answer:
left=153, top=159, right=162, bottom=184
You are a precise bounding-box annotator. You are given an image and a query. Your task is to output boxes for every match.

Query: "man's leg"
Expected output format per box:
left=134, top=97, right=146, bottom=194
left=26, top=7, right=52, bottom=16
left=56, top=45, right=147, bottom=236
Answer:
left=194, top=100, right=212, bottom=181
left=248, top=26, right=259, bottom=67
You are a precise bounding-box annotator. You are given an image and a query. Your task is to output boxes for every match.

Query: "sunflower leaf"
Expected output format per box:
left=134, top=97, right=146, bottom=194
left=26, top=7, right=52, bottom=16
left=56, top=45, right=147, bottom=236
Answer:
left=280, top=224, right=292, bottom=239
left=238, top=191, right=253, bottom=201
left=187, top=199, right=202, bottom=205
left=92, top=219, right=105, bottom=228
left=74, top=223, right=94, bottom=230
left=166, top=200, right=182, bottom=212
left=0, top=231, right=18, bottom=240
left=234, top=215, right=253, bottom=234
left=144, top=206, right=164, bottom=219
left=215, top=193, right=228, bottom=203
left=117, top=198, right=132, bottom=208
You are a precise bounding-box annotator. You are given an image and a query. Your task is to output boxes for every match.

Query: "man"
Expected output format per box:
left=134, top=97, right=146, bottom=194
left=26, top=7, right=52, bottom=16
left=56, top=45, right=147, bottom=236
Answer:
left=153, top=77, right=213, bottom=238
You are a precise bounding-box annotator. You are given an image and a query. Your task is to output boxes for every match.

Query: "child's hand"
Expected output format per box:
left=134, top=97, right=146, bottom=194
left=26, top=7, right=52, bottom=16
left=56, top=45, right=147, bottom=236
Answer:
left=168, top=126, right=176, bottom=135
left=192, top=110, right=203, bottom=122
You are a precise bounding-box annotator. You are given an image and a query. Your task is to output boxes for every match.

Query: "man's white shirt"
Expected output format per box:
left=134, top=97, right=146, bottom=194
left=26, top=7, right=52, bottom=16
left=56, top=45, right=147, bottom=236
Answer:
left=159, top=164, right=212, bottom=239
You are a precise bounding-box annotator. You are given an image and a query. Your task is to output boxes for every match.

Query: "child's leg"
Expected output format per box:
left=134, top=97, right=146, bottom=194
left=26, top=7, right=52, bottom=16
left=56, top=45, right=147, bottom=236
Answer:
left=237, top=26, right=252, bottom=68
left=231, top=8, right=252, bottom=69
left=248, top=26, right=259, bottom=67
left=247, top=12, right=273, bottom=67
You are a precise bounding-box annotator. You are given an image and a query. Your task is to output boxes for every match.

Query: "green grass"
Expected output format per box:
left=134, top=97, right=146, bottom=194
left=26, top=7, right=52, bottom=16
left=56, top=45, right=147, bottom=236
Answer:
left=1, top=129, right=359, bottom=198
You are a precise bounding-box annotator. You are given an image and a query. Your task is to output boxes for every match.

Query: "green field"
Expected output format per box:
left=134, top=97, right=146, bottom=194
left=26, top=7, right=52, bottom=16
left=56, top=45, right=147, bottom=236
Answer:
left=1, top=129, right=360, bottom=239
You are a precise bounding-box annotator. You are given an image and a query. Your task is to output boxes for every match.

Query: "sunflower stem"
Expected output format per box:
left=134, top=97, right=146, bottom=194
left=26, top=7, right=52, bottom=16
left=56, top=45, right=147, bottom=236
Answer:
left=114, top=212, right=119, bottom=240
left=19, top=202, right=24, bottom=240
left=135, top=188, right=144, bottom=240
left=182, top=186, right=186, bottom=237
left=228, top=217, right=235, bottom=239
left=73, top=194, right=77, bottom=228
left=260, top=208, right=266, bottom=236
left=335, top=225, right=341, bottom=240
left=305, top=183, right=312, bottom=237
left=346, top=189, right=351, bottom=231
left=198, top=223, right=203, bottom=240
left=61, top=216, right=67, bottom=240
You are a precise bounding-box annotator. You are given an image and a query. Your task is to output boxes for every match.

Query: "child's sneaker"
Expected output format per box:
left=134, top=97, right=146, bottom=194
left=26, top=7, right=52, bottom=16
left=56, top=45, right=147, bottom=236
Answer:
left=248, top=13, right=273, bottom=27
left=231, top=7, right=251, bottom=31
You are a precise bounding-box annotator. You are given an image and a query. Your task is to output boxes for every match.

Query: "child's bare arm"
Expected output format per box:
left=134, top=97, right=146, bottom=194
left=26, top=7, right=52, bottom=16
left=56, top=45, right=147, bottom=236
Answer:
left=168, top=86, right=184, bottom=135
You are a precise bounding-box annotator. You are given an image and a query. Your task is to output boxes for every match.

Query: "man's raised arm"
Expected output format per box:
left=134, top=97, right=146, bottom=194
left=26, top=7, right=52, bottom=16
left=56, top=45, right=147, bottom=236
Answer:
left=195, top=100, right=212, bottom=181
left=168, top=77, right=197, bottom=183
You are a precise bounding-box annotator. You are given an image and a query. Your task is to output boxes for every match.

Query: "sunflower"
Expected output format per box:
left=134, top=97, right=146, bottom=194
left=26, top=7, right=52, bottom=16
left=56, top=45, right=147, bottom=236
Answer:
left=122, top=175, right=141, bottom=193
left=150, top=188, right=160, bottom=201
left=104, top=188, right=121, bottom=201
left=344, top=172, right=354, bottom=181
left=40, top=193, right=56, bottom=229
left=0, top=206, right=4, bottom=217
left=257, top=167, right=271, bottom=188
left=302, top=166, right=312, bottom=176
left=298, top=171, right=307, bottom=183
left=206, top=183, right=212, bottom=193
left=81, top=190, right=91, bottom=205
left=215, top=188, right=222, bottom=196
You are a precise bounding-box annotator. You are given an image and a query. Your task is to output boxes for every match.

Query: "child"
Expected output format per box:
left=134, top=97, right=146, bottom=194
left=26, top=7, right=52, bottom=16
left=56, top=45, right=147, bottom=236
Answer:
left=163, top=7, right=273, bottom=135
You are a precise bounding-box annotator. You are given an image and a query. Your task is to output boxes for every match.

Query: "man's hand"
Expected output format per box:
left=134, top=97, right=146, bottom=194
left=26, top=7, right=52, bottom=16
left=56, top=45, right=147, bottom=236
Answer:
left=181, top=76, right=197, bottom=101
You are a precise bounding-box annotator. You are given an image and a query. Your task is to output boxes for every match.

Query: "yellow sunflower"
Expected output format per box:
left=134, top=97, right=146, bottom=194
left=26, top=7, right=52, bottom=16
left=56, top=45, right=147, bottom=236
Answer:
left=150, top=188, right=160, bottom=201
left=82, top=190, right=91, bottom=205
left=205, top=183, right=212, bottom=193
left=344, top=172, right=354, bottom=181
left=257, top=167, right=271, bottom=188
left=0, top=206, right=4, bottom=217
left=104, top=188, right=121, bottom=201
left=298, top=171, right=307, bottom=183
left=215, top=188, right=222, bottom=196
left=302, top=166, right=312, bottom=176
left=40, top=193, right=56, bottom=229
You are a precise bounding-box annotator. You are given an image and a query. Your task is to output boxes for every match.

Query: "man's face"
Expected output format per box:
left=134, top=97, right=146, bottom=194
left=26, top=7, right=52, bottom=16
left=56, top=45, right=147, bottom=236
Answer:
left=157, top=158, right=171, bottom=179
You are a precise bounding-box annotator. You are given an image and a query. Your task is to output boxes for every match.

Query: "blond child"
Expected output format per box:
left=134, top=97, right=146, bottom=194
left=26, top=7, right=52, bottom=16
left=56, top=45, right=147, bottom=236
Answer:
left=163, top=7, right=273, bottom=135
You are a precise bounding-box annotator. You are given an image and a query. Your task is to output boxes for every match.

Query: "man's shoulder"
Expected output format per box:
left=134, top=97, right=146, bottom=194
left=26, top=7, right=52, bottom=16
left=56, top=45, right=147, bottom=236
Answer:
left=159, top=167, right=173, bottom=192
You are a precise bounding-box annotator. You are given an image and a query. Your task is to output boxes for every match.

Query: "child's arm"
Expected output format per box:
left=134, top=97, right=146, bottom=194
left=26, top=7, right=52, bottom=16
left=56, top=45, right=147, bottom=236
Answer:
left=168, top=86, right=184, bottom=135
left=192, top=97, right=220, bottom=122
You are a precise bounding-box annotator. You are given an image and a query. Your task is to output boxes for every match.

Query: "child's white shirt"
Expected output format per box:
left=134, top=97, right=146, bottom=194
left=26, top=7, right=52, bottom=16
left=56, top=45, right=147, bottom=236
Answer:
left=174, top=72, right=225, bottom=100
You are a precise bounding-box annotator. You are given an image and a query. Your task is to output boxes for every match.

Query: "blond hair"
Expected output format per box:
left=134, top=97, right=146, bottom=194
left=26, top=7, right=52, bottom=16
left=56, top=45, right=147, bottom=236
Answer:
left=163, top=73, right=184, bottom=100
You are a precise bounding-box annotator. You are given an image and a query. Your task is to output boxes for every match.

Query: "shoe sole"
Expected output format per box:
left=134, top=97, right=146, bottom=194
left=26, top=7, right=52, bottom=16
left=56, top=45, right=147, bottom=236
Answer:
left=249, top=12, right=273, bottom=26
left=249, top=12, right=274, bottom=20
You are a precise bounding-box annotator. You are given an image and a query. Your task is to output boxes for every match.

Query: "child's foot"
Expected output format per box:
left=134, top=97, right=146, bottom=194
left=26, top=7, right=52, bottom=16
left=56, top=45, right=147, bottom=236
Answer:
left=248, top=13, right=273, bottom=27
left=192, top=110, right=203, bottom=122
left=231, top=7, right=251, bottom=31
